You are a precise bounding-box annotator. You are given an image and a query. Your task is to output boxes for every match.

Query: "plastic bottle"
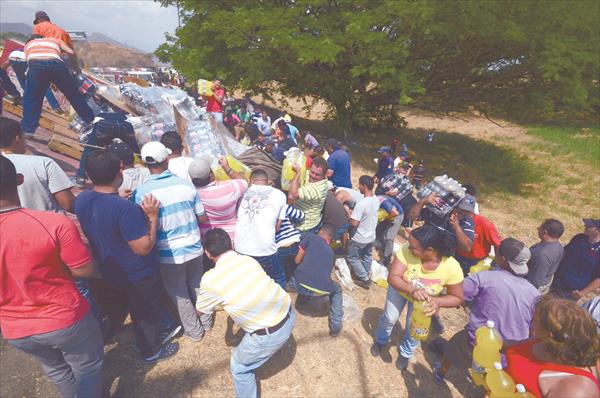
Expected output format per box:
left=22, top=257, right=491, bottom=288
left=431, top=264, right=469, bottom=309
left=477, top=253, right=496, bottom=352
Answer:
left=409, top=300, right=431, bottom=341
left=469, top=367, right=488, bottom=389
left=281, top=148, right=306, bottom=191
left=473, top=320, right=503, bottom=369
left=469, top=260, right=492, bottom=275
left=486, top=362, right=516, bottom=398
left=514, top=384, right=536, bottom=398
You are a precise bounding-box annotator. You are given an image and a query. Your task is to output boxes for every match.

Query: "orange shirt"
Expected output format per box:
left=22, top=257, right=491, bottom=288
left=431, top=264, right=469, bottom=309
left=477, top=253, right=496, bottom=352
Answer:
left=33, top=21, right=73, bottom=49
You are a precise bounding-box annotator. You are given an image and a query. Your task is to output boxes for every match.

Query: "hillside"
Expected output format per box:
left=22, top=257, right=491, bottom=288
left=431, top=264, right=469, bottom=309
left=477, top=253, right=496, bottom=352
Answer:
left=0, top=22, right=31, bottom=36
left=73, top=41, right=155, bottom=68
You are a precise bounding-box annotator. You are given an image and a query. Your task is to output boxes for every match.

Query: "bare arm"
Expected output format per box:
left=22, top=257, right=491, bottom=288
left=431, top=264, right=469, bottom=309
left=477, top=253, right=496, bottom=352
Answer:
left=53, top=189, right=75, bottom=213
left=541, top=374, right=599, bottom=398
left=387, top=256, right=417, bottom=296
left=127, top=195, right=159, bottom=256
left=409, top=194, right=432, bottom=221
left=287, top=164, right=302, bottom=202
left=218, top=156, right=244, bottom=180
left=68, top=262, right=95, bottom=279
left=449, top=213, right=473, bottom=252
left=327, top=169, right=334, bottom=177
left=60, top=40, right=75, bottom=55
left=573, top=278, right=600, bottom=299
left=295, top=246, right=305, bottom=264
left=425, top=282, right=464, bottom=316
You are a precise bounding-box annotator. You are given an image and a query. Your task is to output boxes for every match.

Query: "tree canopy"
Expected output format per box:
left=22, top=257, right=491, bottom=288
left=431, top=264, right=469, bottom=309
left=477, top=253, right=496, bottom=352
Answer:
left=157, top=0, right=599, bottom=133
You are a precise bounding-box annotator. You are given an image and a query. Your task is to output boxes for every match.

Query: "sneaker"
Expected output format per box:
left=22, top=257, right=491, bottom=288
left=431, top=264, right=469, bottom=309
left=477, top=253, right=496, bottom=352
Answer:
left=354, top=279, right=371, bottom=290
left=142, top=342, right=179, bottom=363
left=433, top=361, right=446, bottom=385
left=370, top=342, right=385, bottom=357
left=431, top=315, right=445, bottom=334
left=396, top=355, right=409, bottom=371
left=159, top=324, right=182, bottom=346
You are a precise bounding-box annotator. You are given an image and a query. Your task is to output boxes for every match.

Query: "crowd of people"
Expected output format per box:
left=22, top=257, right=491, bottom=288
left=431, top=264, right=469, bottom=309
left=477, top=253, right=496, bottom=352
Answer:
left=0, top=10, right=599, bottom=398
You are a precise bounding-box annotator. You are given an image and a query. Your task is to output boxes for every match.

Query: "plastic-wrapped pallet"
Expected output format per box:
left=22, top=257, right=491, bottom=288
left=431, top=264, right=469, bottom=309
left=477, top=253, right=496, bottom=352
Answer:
left=128, top=115, right=175, bottom=147
left=186, top=119, right=226, bottom=160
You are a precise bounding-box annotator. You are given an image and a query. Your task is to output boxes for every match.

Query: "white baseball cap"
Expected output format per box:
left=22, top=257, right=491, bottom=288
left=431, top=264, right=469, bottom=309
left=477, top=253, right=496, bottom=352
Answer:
left=140, top=141, right=172, bottom=165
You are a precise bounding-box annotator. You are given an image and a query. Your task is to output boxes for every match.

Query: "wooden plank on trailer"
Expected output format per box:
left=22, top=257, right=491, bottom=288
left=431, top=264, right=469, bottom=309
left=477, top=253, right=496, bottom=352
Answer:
left=48, top=134, right=83, bottom=160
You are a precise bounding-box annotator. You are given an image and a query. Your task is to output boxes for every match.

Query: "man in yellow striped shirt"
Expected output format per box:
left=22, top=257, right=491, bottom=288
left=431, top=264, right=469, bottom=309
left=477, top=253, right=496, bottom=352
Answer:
left=196, top=228, right=295, bottom=398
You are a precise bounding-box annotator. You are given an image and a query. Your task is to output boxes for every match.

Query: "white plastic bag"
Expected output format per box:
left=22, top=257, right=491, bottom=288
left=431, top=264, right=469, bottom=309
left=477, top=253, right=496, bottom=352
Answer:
left=342, top=293, right=361, bottom=323
left=334, top=258, right=355, bottom=291
left=370, top=260, right=389, bottom=288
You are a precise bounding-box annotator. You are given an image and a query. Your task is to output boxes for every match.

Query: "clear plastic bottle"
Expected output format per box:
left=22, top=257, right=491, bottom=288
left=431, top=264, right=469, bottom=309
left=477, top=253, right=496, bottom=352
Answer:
left=514, top=384, right=536, bottom=398
left=486, top=362, right=516, bottom=398
left=409, top=300, right=431, bottom=341
left=473, top=320, right=503, bottom=369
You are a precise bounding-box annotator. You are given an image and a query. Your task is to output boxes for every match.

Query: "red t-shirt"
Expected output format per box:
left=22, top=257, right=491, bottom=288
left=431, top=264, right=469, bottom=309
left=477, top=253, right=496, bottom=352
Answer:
left=0, top=208, right=92, bottom=339
left=207, top=87, right=225, bottom=113
left=455, top=213, right=501, bottom=260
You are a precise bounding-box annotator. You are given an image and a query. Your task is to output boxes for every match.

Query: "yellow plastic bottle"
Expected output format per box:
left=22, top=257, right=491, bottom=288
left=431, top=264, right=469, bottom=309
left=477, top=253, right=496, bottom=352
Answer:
left=473, top=320, right=503, bottom=366
left=469, top=367, right=488, bottom=389
left=212, top=155, right=252, bottom=182
left=197, top=79, right=214, bottom=96
left=469, top=260, right=491, bottom=275
left=486, top=362, right=516, bottom=398
left=514, top=384, right=536, bottom=398
left=281, top=148, right=306, bottom=191
left=409, top=300, right=431, bottom=341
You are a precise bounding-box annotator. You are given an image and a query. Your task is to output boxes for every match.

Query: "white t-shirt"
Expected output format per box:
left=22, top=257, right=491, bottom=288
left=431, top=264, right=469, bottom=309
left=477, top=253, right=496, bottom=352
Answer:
left=351, top=196, right=380, bottom=244
left=234, top=184, right=287, bottom=257
left=4, top=153, right=73, bottom=213
left=256, top=117, right=271, bottom=136
left=168, top=156, right=195, bottom=181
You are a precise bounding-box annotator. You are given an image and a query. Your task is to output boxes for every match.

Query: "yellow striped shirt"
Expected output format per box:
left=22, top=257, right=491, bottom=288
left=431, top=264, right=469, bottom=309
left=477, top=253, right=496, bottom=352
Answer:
left=195, top=251, right=291, bottom=332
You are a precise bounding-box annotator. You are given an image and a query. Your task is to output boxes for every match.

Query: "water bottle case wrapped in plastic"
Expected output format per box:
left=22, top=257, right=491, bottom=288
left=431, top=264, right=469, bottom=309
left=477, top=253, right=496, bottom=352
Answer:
left=417, top=174, right=466, bottom=218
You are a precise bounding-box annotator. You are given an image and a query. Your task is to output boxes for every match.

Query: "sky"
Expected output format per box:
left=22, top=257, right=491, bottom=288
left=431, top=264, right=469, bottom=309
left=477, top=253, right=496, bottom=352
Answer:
left=0, top=0, right=180, bottom=52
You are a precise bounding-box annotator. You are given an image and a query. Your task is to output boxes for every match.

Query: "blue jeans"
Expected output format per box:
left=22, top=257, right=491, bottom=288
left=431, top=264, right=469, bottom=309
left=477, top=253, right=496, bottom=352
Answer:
left=374, top=287, right=419, bottom=359
left=253, top=253, right=286, bottom=289
left=277, top=243, right=299, bottom=281
left=8, top=311, right=104, bottom=398
left=21, top=59, right=93, bottom=134
left=231, top=309, right=295, bottom=398
left=347, top=240, right=374, bottom=282
left=10, top=59, right=61, bottom=109
left=334, top=222, right=350, bottom=241
left=292, top=277, right=343, bottom=332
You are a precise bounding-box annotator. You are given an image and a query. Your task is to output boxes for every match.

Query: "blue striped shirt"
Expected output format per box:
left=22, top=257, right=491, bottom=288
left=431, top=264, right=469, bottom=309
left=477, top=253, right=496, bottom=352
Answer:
left=132, top=170, right=205, bottom=264
left=275, top=205, right=305, bottom=248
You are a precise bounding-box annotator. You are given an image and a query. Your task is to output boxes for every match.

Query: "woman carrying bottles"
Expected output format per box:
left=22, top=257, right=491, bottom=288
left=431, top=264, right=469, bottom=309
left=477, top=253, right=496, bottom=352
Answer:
left=506, top=295, right=600, bottom=398
left=371, top=224, right=464, bottom=370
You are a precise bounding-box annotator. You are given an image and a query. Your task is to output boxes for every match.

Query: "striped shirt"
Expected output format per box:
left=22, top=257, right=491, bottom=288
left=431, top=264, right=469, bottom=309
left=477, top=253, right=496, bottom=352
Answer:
left=197, top=179, right=248, bottom=240
left=132, top=170, right=204, bottom=264
left=275, top=205, right=305, bottom=248
left=24, top=38, right=63, bottom=62
left=294, top=179, right=328, bottom=231
left=196, top=251, right=291, bottom=332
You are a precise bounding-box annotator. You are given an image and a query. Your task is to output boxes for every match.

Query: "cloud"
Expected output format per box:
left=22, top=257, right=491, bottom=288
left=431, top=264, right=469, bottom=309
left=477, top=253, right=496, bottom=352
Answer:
left=0, top=0, right=179, bottom=52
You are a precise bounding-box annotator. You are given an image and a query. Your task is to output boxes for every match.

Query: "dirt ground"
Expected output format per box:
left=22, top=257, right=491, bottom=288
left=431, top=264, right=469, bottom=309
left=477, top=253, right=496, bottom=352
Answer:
left=1, top=104, right=597, bottom=398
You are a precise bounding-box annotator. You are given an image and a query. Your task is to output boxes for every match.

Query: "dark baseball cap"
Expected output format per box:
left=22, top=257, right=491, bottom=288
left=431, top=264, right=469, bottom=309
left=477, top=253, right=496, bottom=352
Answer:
left=106, top=139, right=134, bottom=165
left=34, top=11, right=49, bottom=24
left=499, top=238, right=531, bottom=276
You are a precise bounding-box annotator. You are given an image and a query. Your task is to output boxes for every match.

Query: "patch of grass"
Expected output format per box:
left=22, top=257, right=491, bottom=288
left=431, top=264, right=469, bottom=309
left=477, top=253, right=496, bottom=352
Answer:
left=527, top=126, right=600, bottom=168
left=347, top=127, right=541, bottom=196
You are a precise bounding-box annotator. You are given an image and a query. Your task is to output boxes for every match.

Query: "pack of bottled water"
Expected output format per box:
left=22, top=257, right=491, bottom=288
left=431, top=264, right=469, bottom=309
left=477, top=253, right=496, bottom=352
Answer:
left=417, top=174, right=466, bottom=217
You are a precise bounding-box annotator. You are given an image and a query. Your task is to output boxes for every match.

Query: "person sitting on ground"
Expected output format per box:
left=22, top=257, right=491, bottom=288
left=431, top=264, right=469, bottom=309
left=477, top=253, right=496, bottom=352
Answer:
left=347, top=175, right=380, bottom=289
left=21, top=34, right=94, bottom=136
left=196, top=228, right=296, bottom=398
left=234, top=169, right=287, bottom=288
left=133, top=142, right=211, bottom=343
left=324, top=181, right=351, bottom=249
left=291, top=225, right=344, bottom=337
left=288, top=157, right=329, bottom=234
left=506, top=295, right=600, bottom=398
left=188, top=155, right=247, bottom=241
left=551, top=218, right=600, bottom=300
left=326, top=138, right=352, bottom=189
left=431, top=237, right=540, bottom=384
left=375, top=146, right=394, bottom=183
left=371, top=224, right=464, bottom=370
left=453, top=194, right=502, bottom=276
left=276, top=204, right=305, bottom=282
left=527, top=219, right=565, bottom=294
left=160, top=131, right=194, bottom=182
left=0, top=117, right=74, bottom=213
left=0, top=155, right=104, bottom=397
left=106, top=138, right=150, bottom=197
left=75, top=150, right=180, bottom=362
left=376, top=195, right=404, bottom=267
